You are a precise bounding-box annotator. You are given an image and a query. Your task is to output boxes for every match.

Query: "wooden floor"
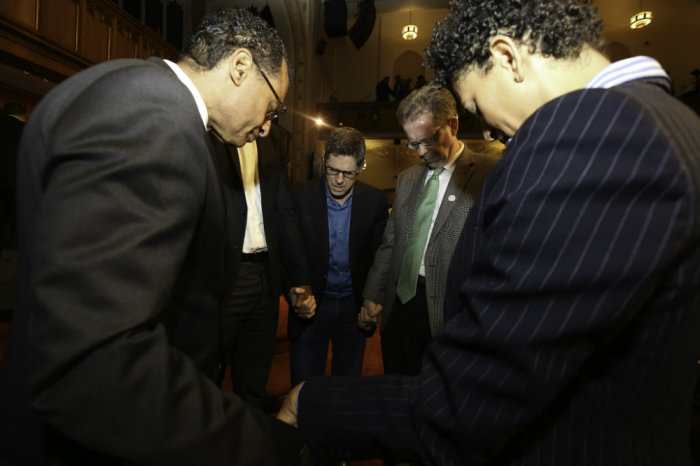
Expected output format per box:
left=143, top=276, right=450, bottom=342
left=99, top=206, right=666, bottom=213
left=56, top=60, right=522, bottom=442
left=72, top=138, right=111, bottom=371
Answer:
left=226, top=298, right=386, bottom=466
left=258, top=298, right=384, bottom=397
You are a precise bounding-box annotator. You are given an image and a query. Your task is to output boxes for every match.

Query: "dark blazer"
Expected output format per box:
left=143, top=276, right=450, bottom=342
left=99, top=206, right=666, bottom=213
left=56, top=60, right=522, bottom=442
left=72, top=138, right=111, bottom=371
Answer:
left=289, top=177, right=387, bottom=340
left=296, top=78, right=700, bottom=465
left=210, top=126, right=311, bottom=297
left=0, top=58, right=300, bottom=466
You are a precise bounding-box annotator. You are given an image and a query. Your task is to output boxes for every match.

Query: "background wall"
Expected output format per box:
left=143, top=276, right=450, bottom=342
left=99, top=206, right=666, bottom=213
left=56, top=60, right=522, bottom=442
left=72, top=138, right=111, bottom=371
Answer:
left=324, top=9, right=446, bottom=102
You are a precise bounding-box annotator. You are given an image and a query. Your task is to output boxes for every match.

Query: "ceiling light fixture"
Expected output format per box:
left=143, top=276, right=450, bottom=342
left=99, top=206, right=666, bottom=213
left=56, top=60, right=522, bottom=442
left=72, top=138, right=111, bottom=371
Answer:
left=630, top=10, right=652, bottom=29
left=402, top=11, right=417, bottom=40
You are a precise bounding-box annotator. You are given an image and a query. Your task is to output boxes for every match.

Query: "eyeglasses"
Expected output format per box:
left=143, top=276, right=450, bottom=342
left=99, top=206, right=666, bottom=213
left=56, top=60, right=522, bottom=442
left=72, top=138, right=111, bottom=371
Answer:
left=255, top=63, right=287, bottom=122
left=325, top=165, right=360, bottom=180
left=407, top=122, right=447, bottom=150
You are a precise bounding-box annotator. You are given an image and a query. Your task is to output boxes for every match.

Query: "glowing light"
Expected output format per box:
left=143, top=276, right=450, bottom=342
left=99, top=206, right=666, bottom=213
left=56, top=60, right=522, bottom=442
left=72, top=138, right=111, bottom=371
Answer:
left=402, top=11, right=417, bottom=40
left=630, top=11, right=652, bottom=29
left=402, top=24, right=418, bottom=40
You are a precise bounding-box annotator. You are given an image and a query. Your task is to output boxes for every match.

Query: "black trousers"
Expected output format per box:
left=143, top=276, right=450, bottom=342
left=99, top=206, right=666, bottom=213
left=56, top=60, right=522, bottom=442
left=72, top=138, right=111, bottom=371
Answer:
left=380, top=277, right=432, bottom=376
left=219, top=260, right=278, bottom=411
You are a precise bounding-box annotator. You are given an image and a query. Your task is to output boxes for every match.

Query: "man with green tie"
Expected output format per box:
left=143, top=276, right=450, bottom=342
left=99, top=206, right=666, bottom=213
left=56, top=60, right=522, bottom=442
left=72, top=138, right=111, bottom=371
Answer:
left=359, top=84, right=498, bottom=375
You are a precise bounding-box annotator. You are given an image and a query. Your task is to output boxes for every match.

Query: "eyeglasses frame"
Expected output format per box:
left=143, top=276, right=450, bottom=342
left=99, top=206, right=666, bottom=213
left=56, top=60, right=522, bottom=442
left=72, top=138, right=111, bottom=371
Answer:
left=254, top=62, right=287, bottom=122
left=324, top=163, right=361, bottom=180
left=406, top=121, right=449, bottom=150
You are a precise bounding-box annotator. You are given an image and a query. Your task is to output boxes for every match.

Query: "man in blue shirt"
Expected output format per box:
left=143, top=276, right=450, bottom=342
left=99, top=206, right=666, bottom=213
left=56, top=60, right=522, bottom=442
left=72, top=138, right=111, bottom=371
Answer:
left=289, top=127, right=387, bottom=386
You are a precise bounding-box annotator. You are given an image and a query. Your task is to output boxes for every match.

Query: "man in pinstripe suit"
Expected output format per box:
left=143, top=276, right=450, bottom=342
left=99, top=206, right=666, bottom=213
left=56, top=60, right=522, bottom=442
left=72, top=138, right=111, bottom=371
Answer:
left=279, top=1, right=700, bottom=465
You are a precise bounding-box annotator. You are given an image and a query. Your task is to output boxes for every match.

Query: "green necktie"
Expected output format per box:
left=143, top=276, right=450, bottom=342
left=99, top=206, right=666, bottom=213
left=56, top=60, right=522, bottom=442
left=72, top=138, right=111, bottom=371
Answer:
left=395, top=167, right=444, bottom=304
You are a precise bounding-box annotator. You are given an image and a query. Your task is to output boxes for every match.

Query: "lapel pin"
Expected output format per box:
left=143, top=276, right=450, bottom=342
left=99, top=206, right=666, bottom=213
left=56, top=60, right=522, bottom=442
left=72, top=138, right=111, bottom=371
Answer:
left=448, top=195, right=456, bottom=202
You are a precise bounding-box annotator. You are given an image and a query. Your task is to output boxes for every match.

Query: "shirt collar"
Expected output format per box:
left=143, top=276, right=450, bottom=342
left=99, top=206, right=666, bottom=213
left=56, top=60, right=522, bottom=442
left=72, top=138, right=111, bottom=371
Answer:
left=585, top=56, right=671, bottom=90
left=164, top=59, right=208, bottom=129
left=433, top=141, right=463, bottom=175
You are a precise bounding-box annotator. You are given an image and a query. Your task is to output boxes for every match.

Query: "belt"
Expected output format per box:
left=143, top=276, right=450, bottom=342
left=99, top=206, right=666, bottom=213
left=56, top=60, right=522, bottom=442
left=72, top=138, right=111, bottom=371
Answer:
left=241, top=251, right=269, bottom=263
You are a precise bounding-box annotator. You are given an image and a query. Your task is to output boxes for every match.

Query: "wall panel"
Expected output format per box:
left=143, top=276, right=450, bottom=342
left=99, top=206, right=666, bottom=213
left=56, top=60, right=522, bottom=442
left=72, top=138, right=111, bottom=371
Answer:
left=0, top=0, right=37, bottom=32
left=112, top=18, right=138, bottom=59
left=138, top=37, right=162, bottom=59
left=81, top=2, right=112, bottom=63
left=0, top=0, right=178, bottom=95
left=38, top=0, right=79, bottom=52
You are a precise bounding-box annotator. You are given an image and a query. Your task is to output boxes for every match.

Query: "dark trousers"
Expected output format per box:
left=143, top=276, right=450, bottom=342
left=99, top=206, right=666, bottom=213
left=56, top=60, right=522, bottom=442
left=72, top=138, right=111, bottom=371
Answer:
left=289, top=295, right=367, bottom=386
left=219, top=260, right=277, bottom=411
left=381, top=277, right=432, bottom=376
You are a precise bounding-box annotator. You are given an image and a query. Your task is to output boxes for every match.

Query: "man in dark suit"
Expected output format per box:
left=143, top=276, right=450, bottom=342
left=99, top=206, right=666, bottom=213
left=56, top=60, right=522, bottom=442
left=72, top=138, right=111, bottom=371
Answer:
left=210, top=127, right=314, bottom=413
left=360, top=84, right=498, bottom=377
left=289, top=127, right=387, bottom=386
left=278, top=1, right=700, bottom=465
left=0, top=8, right=303, bottom=466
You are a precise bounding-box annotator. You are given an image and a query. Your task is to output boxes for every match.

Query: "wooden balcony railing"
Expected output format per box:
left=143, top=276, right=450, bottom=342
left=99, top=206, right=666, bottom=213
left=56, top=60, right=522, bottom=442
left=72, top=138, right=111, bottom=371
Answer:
left=0, top=0, right=179, bottom=87
left=316, top=100, right=485, bottom=140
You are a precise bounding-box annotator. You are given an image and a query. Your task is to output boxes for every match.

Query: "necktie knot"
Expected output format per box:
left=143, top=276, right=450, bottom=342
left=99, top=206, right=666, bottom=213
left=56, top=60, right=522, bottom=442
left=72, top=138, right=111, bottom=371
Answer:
left=431, top=167, right=445, bottom=179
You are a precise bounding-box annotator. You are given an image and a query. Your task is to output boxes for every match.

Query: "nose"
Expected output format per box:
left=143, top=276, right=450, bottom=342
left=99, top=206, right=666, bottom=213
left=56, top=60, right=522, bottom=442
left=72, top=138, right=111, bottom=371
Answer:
left=417, top=144, right=430, bottom=156
left=333, top=172, right=346, bottom=182
left=259, top=120, right=272, bottom=138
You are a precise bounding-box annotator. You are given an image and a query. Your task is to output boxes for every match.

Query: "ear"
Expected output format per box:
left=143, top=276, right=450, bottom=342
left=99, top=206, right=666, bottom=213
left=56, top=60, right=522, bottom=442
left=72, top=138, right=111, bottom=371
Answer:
left=228, top=48, right=255, bottom=87
left=489, top=35, right=524, bottom=82
left=448, top=115, right=459, bottom=135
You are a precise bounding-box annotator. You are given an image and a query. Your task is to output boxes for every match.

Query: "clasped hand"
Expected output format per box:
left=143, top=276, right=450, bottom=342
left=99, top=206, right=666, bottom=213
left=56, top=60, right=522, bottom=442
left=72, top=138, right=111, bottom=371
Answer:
left=290, top=285, right=316, bottom=319
left=358, top=298, right=382, bottom=331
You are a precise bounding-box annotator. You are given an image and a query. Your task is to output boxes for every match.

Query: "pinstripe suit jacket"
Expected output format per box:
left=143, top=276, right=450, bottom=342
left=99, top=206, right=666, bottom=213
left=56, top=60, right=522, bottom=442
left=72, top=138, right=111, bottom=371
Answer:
left=297, top=77, right=700, bottom=465
left=362, top=150, right=498, bottom=335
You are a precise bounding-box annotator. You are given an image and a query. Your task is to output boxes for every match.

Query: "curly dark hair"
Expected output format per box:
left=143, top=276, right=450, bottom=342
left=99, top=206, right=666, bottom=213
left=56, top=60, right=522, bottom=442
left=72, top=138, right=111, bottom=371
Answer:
left=324, top=127, right=366, bottom=167
left=182, top=8, right=290, bottom=80
left=426, top=0, right=604, bottom=86
left=396, top=83, right=457, bottom=127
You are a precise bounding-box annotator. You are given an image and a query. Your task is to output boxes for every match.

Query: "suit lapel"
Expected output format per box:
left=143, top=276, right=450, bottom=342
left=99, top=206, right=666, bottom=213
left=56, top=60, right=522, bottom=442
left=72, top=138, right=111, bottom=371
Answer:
left=255, top=141, right=275, bottom=231
left=430, top=151, right=476, bottom=240
left=348, top=183, right=364, bottom=269
left=230, top=145, right=244, bottom=182
left=314, top=178, right=331, bottom=268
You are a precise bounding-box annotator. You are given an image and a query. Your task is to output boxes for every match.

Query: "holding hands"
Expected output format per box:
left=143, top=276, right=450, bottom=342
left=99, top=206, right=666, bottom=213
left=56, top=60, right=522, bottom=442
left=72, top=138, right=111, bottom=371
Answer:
left=358, top=298, right=382, bottom=332
left=290, top=285, right=316, bottom=319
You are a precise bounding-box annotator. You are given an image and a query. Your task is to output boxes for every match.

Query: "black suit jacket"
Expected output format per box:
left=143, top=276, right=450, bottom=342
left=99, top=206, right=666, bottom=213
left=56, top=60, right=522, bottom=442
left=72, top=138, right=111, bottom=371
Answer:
left=297, top=78, right=700, bottom=465
left=0, top=58, right=300, bottom=466
left=289, top=177, right=387, bottom=340
left=210, top=127, right=310, bottom=298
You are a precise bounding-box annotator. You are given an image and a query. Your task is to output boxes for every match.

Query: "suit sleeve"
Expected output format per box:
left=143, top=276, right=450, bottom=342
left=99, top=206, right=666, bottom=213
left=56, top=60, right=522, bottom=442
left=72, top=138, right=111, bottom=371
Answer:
left=274, top=161, right=312, bottom=289
left=22, top=66, right=293, bottom=465
left=299, top=89, right=695, bottom=463
left=361, top=177, right=402, bottom=305
left=369, top=190, right=389, bottom=255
